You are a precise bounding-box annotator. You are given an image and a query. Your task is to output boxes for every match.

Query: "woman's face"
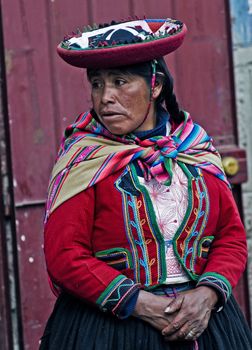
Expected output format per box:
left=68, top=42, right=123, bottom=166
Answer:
left=90, top=69, right=160, bottom=135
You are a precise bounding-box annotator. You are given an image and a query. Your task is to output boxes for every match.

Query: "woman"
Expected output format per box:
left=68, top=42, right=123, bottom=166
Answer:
left=40, top=18, right=252, bottom=349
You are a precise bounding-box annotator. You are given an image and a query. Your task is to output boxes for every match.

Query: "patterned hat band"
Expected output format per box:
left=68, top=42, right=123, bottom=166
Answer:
left=57, top=18, right=187, bottom=69
left=62, top=18, right=183, bottom=50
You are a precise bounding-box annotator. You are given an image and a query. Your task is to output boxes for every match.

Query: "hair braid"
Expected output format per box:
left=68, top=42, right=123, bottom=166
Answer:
left=156, top=58, right=185, bottom=124
left=164, top=91, right=184, bottom=124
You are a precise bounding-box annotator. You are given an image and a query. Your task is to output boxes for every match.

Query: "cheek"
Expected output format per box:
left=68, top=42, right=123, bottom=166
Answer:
left=91, top=94, right=100, bottom=112
left=122, top=88, right=149, bottom=113
left=130, top=93, right=150, bottom=115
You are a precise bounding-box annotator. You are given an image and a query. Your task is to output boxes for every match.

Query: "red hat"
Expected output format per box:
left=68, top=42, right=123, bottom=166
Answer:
left=57, top=18, right=187, bottom=69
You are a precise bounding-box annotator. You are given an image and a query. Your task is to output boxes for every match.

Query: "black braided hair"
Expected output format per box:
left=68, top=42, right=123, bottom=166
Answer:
left=155, top=57, right=185, bottom=124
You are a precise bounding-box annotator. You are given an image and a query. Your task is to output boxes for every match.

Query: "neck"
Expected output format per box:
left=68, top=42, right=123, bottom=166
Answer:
left=135, top=102, right=157, bottom=132
left=134, top=106, right=169, bottom=140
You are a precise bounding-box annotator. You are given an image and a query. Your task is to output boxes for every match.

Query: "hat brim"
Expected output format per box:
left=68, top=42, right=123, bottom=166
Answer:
left=57, top=22, right=187, bottom=69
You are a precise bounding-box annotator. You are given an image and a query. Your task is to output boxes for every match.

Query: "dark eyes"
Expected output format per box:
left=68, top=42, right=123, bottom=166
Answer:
left=91, top=81, right=103, bottom=89
left=91, top=78, right=127, bottom=89
left=114, top=78, right=126, bottom=87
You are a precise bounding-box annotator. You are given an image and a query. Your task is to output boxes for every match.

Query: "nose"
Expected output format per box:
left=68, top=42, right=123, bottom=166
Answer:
left=101, top=84, right=115, bottom=104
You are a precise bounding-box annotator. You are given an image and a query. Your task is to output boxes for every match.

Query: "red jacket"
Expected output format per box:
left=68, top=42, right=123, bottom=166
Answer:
left=44, top=163, right=247, bottom=316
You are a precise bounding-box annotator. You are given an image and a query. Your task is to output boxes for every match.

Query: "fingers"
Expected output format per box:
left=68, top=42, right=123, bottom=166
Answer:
left=162, top=318, right=187, bottom=338
left=162, top=300, right=212, bottom=341
left=164, top=295, right=184, bottom=314
left=162, top=311, right=210, bottom=341
left=184, top=329, right=200, bottom=341
left=163, top=297, right=187, bottom=335
left=163, top=320, right=204, bottom=342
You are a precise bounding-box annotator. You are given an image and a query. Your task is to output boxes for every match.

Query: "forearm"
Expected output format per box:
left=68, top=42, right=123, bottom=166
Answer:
left=44, top=190, right=140, bottom=317
left=46, top=239, right=141, bottom=316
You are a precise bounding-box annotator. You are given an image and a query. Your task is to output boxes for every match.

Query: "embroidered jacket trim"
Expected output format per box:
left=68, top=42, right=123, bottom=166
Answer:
left=196, top=272, right=232, bottom=303
left=96, top=275, right=140, bottom=317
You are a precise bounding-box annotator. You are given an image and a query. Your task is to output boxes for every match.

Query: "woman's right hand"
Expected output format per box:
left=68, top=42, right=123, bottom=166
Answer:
left=132, top=290, right=177, bottom=331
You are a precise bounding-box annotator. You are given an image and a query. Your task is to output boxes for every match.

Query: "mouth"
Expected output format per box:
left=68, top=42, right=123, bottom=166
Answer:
left=100, top=112, right=124, bottom=119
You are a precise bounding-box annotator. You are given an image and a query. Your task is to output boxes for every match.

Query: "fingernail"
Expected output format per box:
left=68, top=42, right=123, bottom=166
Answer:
left=165, top=306, right=170, bottom=312
left=173, top=323, right=180, bottom=330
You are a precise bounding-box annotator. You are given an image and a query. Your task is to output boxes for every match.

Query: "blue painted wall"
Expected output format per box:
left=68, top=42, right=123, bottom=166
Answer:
left=230, top=0, right=252, bottom=47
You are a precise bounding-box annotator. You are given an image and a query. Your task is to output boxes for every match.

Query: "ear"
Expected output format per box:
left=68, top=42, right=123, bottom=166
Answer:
left=152, top=79, right=163, bottom=100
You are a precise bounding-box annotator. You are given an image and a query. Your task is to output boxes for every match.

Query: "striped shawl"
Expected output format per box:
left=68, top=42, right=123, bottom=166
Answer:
left=45, top=110, right=228, bottom=221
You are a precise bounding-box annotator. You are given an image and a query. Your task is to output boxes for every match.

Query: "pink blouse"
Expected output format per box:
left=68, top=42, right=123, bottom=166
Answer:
left=139, top=162, right=190, bottom=284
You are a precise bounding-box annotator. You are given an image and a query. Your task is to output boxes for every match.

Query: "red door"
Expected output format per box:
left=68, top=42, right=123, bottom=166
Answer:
left=0, top=0, right=249, bottom=349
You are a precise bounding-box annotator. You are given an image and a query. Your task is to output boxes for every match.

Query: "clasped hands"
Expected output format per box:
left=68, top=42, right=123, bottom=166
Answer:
left=132, top=286, right=218, bottom=342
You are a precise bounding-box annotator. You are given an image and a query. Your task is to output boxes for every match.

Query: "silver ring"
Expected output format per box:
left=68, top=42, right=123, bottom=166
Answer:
left=187, top=330, right=195, bottom=338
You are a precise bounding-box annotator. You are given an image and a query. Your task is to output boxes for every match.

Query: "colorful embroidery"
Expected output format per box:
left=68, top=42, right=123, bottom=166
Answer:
left=173, top=163, right=210, bottom=279
left=138, top=162, right=190, bottom=283
left=190, top=171, right=210, bottom=270
left=115, top=165, right=166, bottom=286
left=116, top=174, right=151, bottom=284
left=130, top=165, right=167, bottom=285
left=95, top=248, right=133, bottom=270
left=115, top=169, right=141, bottom=282
left=96, top=275, right=139, bottom=315
left=62, top=19, right=183, bottom=51
left=197, top=236, right=215, bottom=258
left=197, top=272, right=232, bottom=302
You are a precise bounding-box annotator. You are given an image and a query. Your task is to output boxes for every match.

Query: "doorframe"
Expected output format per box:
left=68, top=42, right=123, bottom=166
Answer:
left=0, top=2, right=24, bottom=348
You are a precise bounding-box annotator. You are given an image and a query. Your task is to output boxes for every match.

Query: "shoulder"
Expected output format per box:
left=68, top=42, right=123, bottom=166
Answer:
left=202, top=169, right=233, bottom=199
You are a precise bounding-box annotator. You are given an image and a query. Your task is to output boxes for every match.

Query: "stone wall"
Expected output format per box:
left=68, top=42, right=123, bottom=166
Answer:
left=230, top=0, right=252, bottom=323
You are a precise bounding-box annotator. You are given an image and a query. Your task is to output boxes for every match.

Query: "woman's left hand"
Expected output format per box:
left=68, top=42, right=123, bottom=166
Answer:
left=161, top=286, right=218, bottom=341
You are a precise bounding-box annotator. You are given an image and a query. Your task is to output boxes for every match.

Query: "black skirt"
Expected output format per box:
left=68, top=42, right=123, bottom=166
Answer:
left=39, top=293, right=252, bottom=350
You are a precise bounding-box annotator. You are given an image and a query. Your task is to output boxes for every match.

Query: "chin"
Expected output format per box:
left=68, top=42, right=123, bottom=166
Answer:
left=108, top=128, right=127, bottom=136
left=105, top=124, right=132, bottom=136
